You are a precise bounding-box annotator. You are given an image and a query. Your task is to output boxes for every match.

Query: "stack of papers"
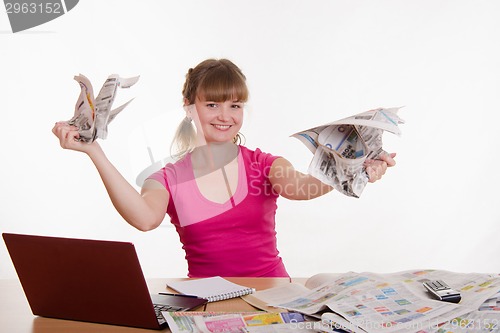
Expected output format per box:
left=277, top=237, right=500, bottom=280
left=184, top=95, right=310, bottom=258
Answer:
left=248, top=270, right=500, bottom=333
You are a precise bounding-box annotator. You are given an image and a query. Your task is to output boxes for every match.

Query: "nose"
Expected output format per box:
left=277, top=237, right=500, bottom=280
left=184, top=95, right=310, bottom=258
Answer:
left=217, top=105, right=231, bottom=122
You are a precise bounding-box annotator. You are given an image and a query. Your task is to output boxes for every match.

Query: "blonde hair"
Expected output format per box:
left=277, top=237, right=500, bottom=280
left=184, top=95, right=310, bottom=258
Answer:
left=170, top=59, right=249, bottom=159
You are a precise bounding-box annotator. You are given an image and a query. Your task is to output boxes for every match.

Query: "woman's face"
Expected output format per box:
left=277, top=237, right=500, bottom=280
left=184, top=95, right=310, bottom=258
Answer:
left=189, top=96, right=244, bottom=144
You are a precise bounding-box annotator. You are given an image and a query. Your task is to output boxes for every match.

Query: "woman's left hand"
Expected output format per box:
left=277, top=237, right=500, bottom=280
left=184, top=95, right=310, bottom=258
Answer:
left=364, top=153, right=396, bottom=183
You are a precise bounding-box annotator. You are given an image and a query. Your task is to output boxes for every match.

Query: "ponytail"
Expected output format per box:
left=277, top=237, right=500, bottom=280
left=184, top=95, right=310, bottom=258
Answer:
left=170, top=116, right=196, bottom=159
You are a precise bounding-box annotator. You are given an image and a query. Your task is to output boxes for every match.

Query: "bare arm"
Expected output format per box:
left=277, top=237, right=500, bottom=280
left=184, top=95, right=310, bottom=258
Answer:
left=268, top=153, right=397, bottom=200
left=52, top=122, right=168, bottom=231
left=88, top=149, right=169, bottom=231
left=268, top=157, right=333, bottom=200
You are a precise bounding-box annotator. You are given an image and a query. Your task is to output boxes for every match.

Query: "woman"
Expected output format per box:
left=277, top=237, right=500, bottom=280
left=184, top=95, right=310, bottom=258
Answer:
left=53, top=58, right=395, bottom=277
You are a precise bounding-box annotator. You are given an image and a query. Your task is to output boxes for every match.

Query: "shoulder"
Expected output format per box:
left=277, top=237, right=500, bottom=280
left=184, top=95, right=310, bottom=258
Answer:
left=240, top=145, right=281, bottom=177
left=240, top=145, right=280, bottom=164
left=146, top=155, right=191, bottom=186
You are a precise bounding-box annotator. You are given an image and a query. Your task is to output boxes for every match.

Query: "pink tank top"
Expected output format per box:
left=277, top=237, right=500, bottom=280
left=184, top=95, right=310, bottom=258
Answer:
left=148, top=146, right=289, bottom=277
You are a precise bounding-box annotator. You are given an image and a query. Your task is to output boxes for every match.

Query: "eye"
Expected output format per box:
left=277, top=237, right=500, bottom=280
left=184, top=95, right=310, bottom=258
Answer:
left=231, top=103, right=243, bottom=109
left=206, top=103, right=218, bottom=108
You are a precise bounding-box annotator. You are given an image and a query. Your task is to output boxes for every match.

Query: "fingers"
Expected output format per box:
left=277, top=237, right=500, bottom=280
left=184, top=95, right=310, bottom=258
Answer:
left=52, top=121, right=77, bottom=134
left=52, top=122, right=82, bottom=149
left=365, top=163, right=386, bottom=183
left=380, top=152, right=397, bottom=167
left=364, top=152, right=397, bottom=183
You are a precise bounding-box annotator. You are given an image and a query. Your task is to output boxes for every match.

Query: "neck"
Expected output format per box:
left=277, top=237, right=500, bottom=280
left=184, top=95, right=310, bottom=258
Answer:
left=191, top=142, right=238, bottom=175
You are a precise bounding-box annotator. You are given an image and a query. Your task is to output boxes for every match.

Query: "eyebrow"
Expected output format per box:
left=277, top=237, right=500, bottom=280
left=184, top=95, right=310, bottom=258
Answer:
left=200, top=99, right=243, bottom=103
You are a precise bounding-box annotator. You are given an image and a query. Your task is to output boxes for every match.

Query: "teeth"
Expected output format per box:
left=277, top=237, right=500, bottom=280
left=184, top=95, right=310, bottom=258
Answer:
left=213, top=124, right=231, bottom=130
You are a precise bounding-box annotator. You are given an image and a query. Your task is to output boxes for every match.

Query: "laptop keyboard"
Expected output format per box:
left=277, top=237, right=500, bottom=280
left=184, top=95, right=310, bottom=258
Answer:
left=154, top=303, right=187, bottom=325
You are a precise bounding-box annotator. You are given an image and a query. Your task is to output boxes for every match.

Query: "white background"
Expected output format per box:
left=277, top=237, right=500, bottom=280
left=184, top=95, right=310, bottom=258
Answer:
left=1, top=0, right=499, bottom=279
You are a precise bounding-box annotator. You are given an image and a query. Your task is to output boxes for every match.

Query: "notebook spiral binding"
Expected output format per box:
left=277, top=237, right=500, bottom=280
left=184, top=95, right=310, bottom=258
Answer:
left=207, top=287, right=256, bottom=302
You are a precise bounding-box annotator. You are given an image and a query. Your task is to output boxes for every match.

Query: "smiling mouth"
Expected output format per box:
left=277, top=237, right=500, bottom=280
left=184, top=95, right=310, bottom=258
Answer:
left=212, top=124, right=232, bottom=130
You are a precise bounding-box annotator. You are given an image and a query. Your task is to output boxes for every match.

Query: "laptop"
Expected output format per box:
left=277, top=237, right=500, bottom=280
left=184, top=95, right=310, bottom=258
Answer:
left=2, top=233, right=208, bottom=330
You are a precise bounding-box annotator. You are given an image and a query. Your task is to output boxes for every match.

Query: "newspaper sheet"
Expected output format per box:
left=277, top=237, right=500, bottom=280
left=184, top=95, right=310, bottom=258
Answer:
left=479, top=291, right=500, bottom=312
left=67, top=73, right=139, bottom=143
left=292, top=107, right=404, bottom=198
left=313, top=270, right=500, bottom=332
left=417, top=311, right=500, bottom=333
left=304, top=270, right=500, bottom=313
left=273, top=273, right=469, bottom=333
left=162, top=311, right=316, bottom=333
left=248, top=271, right=500, bottom=333
left=382, top=269, right=500, bottom=311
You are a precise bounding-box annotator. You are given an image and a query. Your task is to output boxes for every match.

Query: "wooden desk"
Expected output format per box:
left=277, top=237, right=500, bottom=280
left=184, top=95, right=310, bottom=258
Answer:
left=0, top=277, right=291, bottom=333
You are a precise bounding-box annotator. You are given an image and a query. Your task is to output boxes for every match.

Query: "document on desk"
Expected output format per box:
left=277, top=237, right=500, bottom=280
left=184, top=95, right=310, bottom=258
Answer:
left=163, top=311, right=316, bottom=333
left=383, top=269, right=500, bottom=310
left=250, top=271, right=500, bottom=333
left=416, top=311, right=500, bottom=333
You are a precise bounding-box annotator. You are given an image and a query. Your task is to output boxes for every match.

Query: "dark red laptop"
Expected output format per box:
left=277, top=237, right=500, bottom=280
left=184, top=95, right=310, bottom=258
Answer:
left=2, top=233, right=207, bottom=330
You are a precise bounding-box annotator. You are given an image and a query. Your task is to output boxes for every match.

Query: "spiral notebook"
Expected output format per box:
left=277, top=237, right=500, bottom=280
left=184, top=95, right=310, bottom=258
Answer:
left=167, top=276, right=256, bottom=302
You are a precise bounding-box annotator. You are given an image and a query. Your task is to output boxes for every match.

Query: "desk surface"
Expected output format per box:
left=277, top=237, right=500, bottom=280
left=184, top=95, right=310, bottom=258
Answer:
left=0, top=277, right=292, bottom=333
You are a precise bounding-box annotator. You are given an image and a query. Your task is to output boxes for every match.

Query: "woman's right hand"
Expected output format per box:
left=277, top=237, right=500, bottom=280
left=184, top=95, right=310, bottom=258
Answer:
left=52, top=121, right=99, bottom=154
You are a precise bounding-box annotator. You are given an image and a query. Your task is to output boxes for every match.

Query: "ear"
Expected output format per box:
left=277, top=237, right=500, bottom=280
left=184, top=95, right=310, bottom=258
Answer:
left=183, top=98, right=190, bottom=107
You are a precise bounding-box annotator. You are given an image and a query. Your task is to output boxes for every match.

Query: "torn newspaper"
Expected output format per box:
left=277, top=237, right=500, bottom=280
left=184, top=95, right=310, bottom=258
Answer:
left=292, top=107, right=404, bottom=198
left=67, top=74, right=140, bottom=143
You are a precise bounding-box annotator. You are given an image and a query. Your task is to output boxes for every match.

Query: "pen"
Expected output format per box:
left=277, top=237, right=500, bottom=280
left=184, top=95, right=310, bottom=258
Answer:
left=158, top=292, right=205, bottom=299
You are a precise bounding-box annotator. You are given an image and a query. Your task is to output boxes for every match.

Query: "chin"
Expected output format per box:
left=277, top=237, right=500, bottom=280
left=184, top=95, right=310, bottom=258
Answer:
left=206, top=131, right=239, bottom=143
left=208, top=138, right=235, bottom=144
